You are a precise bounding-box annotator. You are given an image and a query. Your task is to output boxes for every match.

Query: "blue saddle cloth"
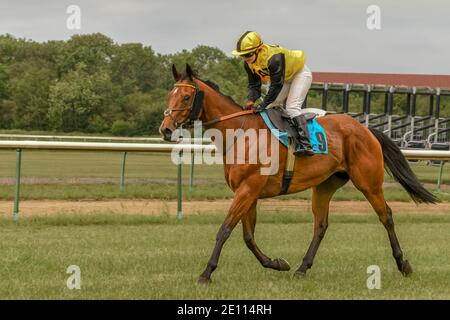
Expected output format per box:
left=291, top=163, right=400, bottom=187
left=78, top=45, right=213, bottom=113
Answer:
left=260, top=111, right=328, bottom=154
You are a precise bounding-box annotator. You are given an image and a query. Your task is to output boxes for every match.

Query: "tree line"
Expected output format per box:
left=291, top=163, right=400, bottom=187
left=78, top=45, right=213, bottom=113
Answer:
left=1, top=33, right=441, bottom=136
left=0, top=33, right=248, bottom=135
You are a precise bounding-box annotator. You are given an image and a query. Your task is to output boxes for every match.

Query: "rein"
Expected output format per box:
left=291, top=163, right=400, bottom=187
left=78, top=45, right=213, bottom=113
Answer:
left=165, top=82, right=256, bottom=128
left=203, top=109, right=255, bottom=127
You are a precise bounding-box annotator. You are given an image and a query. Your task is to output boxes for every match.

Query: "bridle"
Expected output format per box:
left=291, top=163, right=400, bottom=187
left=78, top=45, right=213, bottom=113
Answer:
left=163, top=81, right=255, bottom=129
left=163, top=83, right=204, bottom=129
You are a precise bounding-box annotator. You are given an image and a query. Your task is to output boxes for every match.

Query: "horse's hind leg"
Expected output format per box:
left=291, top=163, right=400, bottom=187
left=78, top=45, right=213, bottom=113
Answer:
left=349, top=162, right=412, bottom=275
left=347, top=133, right=412, bottom=276
left=294, top=173, right=349, bottom=277
left=360, top=189, right=413, bottom=276
left=242, top=201, right=291, bottom=271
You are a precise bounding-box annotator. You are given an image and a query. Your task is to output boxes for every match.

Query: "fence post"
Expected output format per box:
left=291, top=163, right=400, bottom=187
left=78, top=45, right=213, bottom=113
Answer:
left=13, top=148, right=22, bottom=223
left=434, top=88, right=441, bottom=143
left=437, top=161, right=445, bottom=191
left=177, top=151, right=183, bottom=222
left=322, top=83, right=328, bottom=111
left=342, top=84, right=350, bottom=113
left=386, top=86, right=395, bottom=138
left=189, top=151, right=195, bottom=193
left=364, top=85, right=371, bottom=127
left=120, top=152, right=127, bottom=192
left=429, top=94, right=434, bottom=118
left=410, top=87, right=417, bottom=138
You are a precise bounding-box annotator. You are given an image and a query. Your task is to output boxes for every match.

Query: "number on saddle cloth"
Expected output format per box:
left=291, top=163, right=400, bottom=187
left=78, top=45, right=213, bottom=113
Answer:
left=260, top=108, right=328, bottom=155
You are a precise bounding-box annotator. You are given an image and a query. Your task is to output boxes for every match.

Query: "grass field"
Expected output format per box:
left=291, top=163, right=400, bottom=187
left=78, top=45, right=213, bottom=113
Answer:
left=1, top=212, right=450, bottom=299
left=0, top=150, right=448, bottom=201
left=0, top=149, right=449, bottom=300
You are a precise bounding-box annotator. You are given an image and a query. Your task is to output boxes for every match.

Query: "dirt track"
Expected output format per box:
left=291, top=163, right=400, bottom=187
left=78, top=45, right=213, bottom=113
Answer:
left=0, top=199, right=449, bottom=218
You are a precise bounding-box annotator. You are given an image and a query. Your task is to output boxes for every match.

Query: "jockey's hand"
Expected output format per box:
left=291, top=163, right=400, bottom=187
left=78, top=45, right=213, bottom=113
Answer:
left=253, top=104, right=266, bottom=113
left=245, top=101, right=255, bottom=110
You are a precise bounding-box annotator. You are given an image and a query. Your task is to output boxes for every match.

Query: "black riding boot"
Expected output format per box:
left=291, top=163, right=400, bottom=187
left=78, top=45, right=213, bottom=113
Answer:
left=292, top=115, right=314, bottom=156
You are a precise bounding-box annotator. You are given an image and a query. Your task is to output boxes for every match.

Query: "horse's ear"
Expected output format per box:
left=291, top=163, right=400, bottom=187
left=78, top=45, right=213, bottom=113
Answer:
left=186, top=64, right=196, bottom=80
left=172, top=64, right=181, bottom=81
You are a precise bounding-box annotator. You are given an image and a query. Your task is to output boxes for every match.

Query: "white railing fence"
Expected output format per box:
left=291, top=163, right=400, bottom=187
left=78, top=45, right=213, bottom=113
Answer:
left=0, top=140, right=448, bottom=222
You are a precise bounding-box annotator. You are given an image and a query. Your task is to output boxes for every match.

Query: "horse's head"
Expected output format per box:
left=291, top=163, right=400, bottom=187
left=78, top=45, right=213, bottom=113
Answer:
left=159, top=64, right=205, bottom=141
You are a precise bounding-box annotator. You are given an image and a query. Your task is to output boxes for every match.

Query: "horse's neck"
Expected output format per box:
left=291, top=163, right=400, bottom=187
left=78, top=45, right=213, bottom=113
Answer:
left=197, top=82, right=265, bottom=153
left=199, top=83, right=246, bottom=128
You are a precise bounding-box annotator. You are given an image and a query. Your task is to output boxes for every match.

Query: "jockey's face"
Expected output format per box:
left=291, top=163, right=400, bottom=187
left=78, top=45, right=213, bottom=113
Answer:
left=242, top=51, right=257, bottom=64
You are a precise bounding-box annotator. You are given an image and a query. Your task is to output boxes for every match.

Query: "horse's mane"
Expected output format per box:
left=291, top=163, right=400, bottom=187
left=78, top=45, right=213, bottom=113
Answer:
left=180, top=74, right=243, bottom=109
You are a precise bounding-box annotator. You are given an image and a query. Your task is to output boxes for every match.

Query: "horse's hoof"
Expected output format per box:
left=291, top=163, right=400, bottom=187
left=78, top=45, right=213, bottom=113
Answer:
left=401, top=260, right=413, bottom=276
left=197, top=276, right=212, bottom=284
left=273, top=258, right=291, bottom=271
left=293, top=270, right=306, bottom=279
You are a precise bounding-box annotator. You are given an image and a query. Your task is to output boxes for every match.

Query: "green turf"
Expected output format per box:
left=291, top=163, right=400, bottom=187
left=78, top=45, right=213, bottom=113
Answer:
left=1, top=212, right=450, bottom=299
left=0, top=184, right=448, bottom=202
left=0, top=150, right=448, bottom=183
left=0, top=150, right=448, bottom=201
left=0, top=142, right=448, bottom=300
left=0, top=150, right=225, bottom=180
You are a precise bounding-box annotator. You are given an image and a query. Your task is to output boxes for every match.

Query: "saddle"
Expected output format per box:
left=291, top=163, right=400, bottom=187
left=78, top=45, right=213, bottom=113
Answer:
left=264, top=107, right=318, bottom=138
left=260, top=107, right=328, bottom=195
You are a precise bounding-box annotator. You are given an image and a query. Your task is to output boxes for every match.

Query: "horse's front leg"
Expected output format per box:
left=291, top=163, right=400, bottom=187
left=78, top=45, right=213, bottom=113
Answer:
left=198, top=180, right=263, bottom=284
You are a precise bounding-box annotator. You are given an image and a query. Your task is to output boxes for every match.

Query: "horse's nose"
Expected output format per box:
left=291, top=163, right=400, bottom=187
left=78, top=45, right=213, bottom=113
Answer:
left=162, top=128, right=173, bottom=141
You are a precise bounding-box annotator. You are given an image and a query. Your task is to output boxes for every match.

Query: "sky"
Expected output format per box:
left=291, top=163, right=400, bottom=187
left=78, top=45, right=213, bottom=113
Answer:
left=1, top=0, right=450, bottom=74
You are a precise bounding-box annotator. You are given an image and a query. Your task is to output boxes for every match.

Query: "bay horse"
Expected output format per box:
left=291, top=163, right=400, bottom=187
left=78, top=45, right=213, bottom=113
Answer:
left=159, top=64, right=438, bottom=284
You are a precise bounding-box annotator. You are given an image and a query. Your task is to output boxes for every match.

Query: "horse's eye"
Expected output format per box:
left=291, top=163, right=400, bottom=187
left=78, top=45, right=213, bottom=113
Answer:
left=183, top=95, right=190, bottom=101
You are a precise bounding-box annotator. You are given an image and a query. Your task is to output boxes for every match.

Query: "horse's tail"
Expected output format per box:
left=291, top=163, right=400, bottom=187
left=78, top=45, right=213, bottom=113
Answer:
left=368, top=127, right=439, bottom=204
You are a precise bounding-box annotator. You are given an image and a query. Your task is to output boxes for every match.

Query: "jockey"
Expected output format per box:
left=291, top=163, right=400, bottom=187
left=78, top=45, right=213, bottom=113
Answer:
left=232, top=31, right=314, bottom=156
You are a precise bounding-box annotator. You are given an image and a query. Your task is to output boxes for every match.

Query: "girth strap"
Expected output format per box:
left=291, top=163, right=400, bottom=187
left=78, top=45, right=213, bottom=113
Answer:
left=280, top=137, right=296, bottom=195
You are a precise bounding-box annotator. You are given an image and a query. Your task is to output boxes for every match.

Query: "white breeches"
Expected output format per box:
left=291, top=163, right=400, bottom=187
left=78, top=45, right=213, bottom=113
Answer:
left=267, top=65, right=312, bottom=117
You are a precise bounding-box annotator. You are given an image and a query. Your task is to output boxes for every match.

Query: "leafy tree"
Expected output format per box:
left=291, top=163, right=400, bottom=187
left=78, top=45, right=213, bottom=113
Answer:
left=48, top=63, right=119, bottom=132
left=164, top=46, right=247, bottom=105
left=191, top=45, right=227, bottom=71
left=7, top=62, right=54, bottom=130
left=0, top=64, right=8, bottom=99
left=110, top=43, right=163, bottom=94
left=0, top=100, right=15, bottom=129
left=200, top=56, right=248, bottom=104
left=122, top=89, right=167, bottom=135
left=0, top=34, right=20, bottom=64
left=0, top=33, right=266, bottom=135
left=164, top=49, right=197, bottom=74
left=57, top=33, right=114, bottom=76
left=111, top=119, right=135, bottom=136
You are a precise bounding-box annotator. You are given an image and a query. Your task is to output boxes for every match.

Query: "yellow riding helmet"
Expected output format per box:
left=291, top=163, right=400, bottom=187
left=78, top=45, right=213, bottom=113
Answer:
left=231, top=31, right=263, bottom=55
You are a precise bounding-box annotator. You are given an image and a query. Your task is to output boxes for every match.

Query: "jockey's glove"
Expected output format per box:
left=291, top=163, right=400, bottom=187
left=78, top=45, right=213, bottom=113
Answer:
left=245, top=101, right=255, bottom=109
